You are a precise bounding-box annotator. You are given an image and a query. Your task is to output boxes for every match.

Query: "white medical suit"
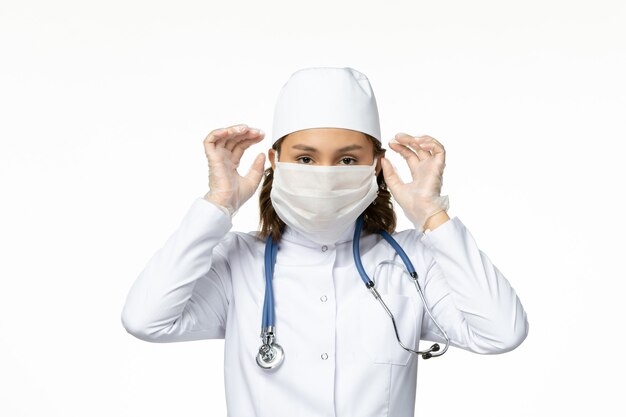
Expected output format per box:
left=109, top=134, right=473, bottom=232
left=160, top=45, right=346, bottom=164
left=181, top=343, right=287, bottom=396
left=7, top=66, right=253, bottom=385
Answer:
left=121, top=197, right=529, bottom=417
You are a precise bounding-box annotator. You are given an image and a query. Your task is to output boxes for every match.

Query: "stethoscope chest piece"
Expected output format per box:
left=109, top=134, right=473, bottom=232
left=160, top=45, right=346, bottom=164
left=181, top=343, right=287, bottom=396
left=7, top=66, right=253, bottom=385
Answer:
left=256, top=341, right=284, bottom=369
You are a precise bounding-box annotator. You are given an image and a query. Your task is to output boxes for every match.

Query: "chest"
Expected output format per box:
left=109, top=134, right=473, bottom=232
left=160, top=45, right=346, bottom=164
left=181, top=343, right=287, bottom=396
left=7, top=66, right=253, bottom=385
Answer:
left=227, top=236, right=429, bottom=365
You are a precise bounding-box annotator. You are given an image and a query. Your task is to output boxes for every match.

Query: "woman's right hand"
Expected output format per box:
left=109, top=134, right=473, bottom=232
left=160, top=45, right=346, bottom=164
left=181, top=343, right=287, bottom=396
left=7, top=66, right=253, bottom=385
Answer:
left=203, top=123, right=266, bottom=216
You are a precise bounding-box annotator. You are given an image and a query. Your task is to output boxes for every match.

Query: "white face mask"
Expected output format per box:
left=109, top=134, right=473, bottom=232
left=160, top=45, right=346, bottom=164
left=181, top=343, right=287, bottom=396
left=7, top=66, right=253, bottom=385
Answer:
left=270, top=152, right=379, bottom=245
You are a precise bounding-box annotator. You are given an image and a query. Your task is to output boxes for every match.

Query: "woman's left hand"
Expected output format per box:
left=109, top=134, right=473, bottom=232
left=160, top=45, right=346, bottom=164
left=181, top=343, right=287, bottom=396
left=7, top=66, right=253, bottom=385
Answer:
left=380, top=132, right=450, bottom=232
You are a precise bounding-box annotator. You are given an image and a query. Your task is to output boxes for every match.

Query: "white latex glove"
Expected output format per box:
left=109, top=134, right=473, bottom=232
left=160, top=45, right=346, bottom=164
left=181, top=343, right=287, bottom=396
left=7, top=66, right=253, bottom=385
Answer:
left=203, top=123, right=266, bottom=216
left=380, top=132, right=450, bottom=232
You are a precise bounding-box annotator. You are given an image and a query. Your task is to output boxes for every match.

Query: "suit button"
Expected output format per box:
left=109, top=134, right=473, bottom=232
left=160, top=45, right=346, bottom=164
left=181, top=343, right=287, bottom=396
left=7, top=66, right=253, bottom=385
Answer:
left=320, top=295, right=327, bottom=302
left=321, top=245, right=328, bottom=252
left=321, top=353, right=328, bottom=360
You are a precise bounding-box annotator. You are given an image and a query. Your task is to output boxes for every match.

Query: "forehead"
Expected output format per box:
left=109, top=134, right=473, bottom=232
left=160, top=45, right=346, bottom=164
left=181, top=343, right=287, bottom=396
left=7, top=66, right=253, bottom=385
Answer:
left=283, top=128, right=370, bottom=147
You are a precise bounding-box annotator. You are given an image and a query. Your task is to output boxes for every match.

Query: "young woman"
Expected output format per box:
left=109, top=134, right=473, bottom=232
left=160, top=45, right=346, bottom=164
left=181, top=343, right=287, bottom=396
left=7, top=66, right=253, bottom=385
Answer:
left=121, top=67, right=529, bottom=417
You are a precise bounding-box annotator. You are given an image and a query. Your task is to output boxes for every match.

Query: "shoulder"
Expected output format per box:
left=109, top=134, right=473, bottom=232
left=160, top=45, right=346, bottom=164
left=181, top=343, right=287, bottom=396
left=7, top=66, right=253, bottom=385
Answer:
left=386, top=227, right=435, bottom=269
left=389, top=227, right=427, bottom=248
left=213, top=229, right=265, bottom=260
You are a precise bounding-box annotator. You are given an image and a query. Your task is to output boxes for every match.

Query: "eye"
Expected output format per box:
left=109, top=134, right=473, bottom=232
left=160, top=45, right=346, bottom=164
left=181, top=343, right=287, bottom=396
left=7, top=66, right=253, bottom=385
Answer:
left=296, top=156, right=313, bottom=164
left=339, top=157, right=357, bottom=165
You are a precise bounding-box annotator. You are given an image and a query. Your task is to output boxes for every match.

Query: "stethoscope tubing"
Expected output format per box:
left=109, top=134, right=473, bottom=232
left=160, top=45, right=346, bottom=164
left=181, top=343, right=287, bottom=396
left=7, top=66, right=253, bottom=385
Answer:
left=262, top=234, right=278, bottom=329
left=352, top=214, right=449, bottom=359
left=258, top=213, right=451, bottom=369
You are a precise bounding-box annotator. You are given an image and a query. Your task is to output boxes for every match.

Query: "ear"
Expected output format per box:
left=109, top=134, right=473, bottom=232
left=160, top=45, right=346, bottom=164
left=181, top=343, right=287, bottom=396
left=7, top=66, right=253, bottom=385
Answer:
left=268, top=148, right=276, bottom=170
left=375, top=150, right=385, bottom=176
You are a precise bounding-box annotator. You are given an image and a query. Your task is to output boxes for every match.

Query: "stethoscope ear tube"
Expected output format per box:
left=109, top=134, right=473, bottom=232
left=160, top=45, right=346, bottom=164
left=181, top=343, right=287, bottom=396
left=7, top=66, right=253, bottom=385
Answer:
left=353, top=215, right=375, bottom=288
left=262, top=235, right=275, bottom=330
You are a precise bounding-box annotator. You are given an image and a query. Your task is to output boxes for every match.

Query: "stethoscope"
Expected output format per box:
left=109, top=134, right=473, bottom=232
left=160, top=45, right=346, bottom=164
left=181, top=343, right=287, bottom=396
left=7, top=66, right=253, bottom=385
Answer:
left=256, top=212, right=451, bottom=370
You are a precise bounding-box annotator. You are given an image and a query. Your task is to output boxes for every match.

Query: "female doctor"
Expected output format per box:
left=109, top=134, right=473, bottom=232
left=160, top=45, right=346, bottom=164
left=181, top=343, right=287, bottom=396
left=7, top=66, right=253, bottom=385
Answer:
left=121, top=67, right=529, bottom=417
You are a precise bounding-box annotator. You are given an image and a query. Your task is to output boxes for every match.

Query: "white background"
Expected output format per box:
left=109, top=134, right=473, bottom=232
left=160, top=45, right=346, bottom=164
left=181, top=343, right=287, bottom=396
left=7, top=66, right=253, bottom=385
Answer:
left=1, top=0, right=624, bottom=416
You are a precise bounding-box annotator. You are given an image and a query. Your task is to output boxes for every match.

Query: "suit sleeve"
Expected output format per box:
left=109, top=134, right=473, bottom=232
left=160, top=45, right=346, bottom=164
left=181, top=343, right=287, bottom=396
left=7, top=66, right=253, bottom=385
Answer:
left=120, top=197, right=234, bottom=343
left=417, top=216, right=529, bottom=354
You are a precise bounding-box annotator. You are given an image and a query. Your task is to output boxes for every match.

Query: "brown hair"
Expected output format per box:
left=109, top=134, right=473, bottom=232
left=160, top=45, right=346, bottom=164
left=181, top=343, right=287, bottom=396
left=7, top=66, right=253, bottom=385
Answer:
left=257, top=133, right=396, bottom=242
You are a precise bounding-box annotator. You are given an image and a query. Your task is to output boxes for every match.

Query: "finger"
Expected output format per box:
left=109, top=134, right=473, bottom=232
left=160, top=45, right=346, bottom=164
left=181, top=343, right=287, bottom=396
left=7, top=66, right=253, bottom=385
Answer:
left=380, top=157, right=404, bottom=194
left=394, top=133, right=431, bottom=160
left=242, top=153, right=266, bottom=188
left=225, top=128, right=264, bottom=152
left=417, top=136, right=446, bottom=161
left=388, top=140, right=427, bottom=178
left=398, top=133, right=446, bottom=161
left=204, top=125, right=250, bottom=162
left=204, top=123, right=246, bottom=144
left=395, top=132, right=429, bottom=145
left=204, top=127, right=229, bottom=143
left=203, top=128, right=238, bottom=155
left=223, top=126, right=265, bottom=152
left=217, top=124, right=252, bottom=149
left=206, top=124, right=250, bottom=149
left=230, top=134, right=265, bottom=164
left=203, top=129, right=227, bottom=156
left=388, top=140, right=419, bottom=162
left=406, top=134, right=443, bottom=152
left=415, top=139, right=434, bottom=159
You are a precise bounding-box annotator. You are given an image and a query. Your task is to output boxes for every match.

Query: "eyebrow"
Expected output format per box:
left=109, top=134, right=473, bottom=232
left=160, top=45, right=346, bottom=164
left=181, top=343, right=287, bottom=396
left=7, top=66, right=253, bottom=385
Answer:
left=291, top=144, right=364, bottom=153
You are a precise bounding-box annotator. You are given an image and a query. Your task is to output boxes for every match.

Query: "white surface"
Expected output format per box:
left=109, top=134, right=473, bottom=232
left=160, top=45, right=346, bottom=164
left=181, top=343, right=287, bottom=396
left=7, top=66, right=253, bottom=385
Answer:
left=0, top=0, right=624, bottom=416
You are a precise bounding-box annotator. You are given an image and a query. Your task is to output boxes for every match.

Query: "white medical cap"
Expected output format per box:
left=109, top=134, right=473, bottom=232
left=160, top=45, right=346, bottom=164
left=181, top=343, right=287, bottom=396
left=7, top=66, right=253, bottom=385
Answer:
left=271, top=66, right=381, bottom=144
